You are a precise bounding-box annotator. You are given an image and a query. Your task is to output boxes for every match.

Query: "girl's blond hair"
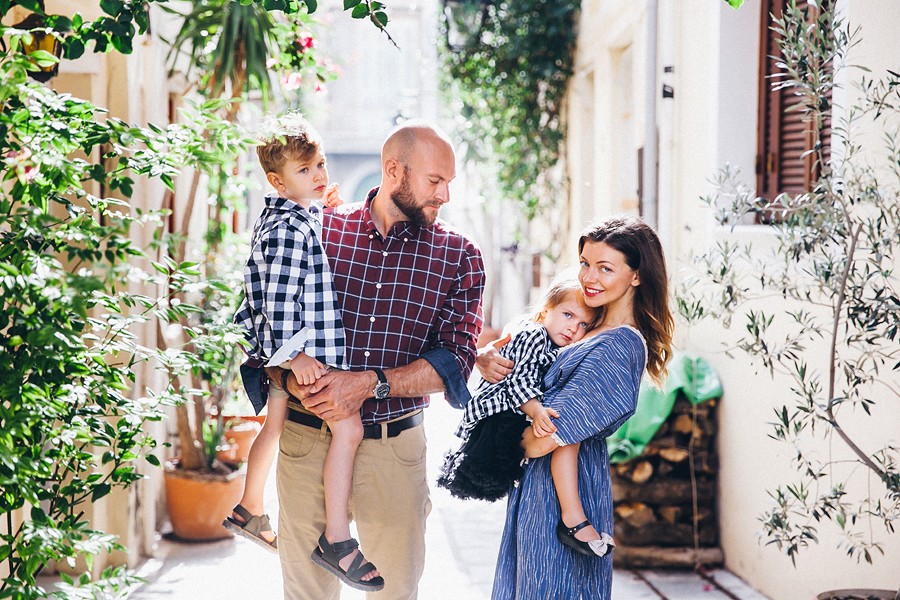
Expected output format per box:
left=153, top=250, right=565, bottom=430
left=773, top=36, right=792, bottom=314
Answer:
left=533, top=277, right=602, bottom=331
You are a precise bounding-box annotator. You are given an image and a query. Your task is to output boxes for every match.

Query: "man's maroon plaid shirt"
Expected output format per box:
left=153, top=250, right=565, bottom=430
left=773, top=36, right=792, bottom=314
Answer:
left=321, top=191, right=485, bottom=424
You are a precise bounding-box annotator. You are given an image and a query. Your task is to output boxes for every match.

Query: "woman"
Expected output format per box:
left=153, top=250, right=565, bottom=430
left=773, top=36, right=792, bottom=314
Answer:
left=480, top=217, right=674, bottom=599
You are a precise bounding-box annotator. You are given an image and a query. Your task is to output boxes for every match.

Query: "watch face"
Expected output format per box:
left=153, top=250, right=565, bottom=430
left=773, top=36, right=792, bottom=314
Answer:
left=374, top=381, right=391, bottom=400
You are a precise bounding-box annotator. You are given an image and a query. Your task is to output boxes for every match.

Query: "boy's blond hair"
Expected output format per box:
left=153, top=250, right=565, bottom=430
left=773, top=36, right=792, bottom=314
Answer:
left=256, top=112, right=322, bottom=174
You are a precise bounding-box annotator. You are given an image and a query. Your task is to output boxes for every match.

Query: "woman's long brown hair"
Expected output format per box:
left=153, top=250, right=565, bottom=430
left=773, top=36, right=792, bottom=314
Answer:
left=578, top=217, right=674, bottom=385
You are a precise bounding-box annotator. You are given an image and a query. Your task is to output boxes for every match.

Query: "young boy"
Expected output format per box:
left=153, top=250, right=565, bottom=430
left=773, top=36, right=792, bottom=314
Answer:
left=228, top=113, right=383, bottom=591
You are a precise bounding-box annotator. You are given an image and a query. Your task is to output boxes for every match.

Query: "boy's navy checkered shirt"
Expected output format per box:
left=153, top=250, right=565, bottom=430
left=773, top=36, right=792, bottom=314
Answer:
left=234, top=194, right=347, bottom=370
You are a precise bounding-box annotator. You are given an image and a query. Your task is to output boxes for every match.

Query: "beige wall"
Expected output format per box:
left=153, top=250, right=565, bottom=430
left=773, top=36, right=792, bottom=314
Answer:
left=567, top=0, right=900, bottom=597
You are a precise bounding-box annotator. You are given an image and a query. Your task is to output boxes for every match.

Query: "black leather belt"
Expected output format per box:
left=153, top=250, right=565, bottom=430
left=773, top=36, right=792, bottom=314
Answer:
left=286, top=407, right=423, bottom=439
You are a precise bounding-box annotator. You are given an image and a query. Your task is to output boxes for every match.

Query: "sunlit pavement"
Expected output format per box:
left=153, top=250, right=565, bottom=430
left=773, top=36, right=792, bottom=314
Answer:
left=127, top=396, right=768, bottom=599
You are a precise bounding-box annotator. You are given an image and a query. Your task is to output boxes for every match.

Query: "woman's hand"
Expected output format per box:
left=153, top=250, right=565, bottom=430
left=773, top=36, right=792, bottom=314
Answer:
left=475, top=332, right=514, bottom=383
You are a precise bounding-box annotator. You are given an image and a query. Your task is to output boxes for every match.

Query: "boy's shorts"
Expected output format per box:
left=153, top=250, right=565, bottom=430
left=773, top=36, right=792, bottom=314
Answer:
left=267, top=364, right=291, bottom=404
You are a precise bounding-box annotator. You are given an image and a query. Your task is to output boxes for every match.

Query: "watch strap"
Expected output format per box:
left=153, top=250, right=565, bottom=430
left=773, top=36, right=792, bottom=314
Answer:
left=373, top=367, right=388, bottom=384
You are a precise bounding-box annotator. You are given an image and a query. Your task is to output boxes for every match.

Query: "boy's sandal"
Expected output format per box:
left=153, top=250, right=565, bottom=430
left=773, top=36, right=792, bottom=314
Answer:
left=556, top=519, right=616, bottom=557
left=310, top=533, right=385, bottom=592
left=222, top=504, right=278, bottom=554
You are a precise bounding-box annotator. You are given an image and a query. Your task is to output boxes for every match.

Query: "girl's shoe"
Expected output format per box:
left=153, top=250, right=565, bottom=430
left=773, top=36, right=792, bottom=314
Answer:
left=556, top=520, right=615, bottom=557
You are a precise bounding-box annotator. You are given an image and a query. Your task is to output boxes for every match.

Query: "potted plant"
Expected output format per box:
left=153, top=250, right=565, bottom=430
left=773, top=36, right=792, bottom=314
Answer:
left=158, top=119, right=250, bottom=541
left=678, top=2, right=898, bottom=598
left=162, top=316, right=259, bottom=542
left=157, top=7, right=322, bottom=508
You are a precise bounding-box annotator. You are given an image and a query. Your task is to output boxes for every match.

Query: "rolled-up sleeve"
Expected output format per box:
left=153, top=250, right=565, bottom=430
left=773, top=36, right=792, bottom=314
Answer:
left=426, top=241, right=485, bottom=408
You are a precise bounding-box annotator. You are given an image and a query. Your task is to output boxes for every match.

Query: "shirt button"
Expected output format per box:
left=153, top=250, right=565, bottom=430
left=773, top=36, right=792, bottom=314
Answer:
left=403, top=237, right=409, bottom=242
left=382, top=251, right=388, bottom=257
left=364, top=351, right=370, bottom=357
left=369, top=316, right=376, bottom=323
left=369, top=234, right=374, bottom=239
left=375, top=283, right=382, bottom=289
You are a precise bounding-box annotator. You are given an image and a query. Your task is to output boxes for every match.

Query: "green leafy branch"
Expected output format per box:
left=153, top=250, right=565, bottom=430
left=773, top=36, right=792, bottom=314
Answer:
left=0, top=22, right=252, bottom=595
left=440, top=0, right=580, bottom=219
left=678, top=1, right=900, bottom=564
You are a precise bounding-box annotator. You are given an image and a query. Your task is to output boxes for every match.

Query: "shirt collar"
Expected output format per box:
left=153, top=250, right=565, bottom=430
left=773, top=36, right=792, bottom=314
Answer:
left=266, top=193, right=318, bottom=220
left=364, top=187, right=423, bottom=240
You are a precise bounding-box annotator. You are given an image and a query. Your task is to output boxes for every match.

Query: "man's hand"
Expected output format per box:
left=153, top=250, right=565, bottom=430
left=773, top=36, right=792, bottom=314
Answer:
left=302, top=370, right=374, bottom=422
left=475, top=332, right=514, bottom=384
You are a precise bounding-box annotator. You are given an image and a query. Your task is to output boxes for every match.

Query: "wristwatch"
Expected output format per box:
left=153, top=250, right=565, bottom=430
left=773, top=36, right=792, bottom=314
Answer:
left=372, top=368, right=391, bottom=400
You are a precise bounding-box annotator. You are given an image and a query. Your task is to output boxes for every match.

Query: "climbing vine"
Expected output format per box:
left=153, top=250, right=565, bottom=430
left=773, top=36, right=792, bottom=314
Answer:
left=440, top=0, right=580, bottom=219
left=441, top=0, right=745, bottom=220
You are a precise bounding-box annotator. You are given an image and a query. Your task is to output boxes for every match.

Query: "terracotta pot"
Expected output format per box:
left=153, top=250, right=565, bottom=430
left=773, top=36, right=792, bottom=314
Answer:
left=218, top=419, right=262, bottom=463
left=164, top=460, right=245, bottom=541
left=817, top=590, right=898, bottom=600
left=215, top=442, right=238, bottom=464
left=224, top=414, right=266, bottom=428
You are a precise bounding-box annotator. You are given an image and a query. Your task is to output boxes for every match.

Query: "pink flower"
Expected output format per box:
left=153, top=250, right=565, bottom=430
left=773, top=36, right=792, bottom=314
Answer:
left=266, top=57, right=278, bottom=69
left=5, top=148, right=38, bottom=182
left=21, top=164, right=38, bottom=182
left=315, top=84, right=325, bottom=94
left=281, top=72, right=303, bottom=91
left=298, top=33, right=315, bottom=50
left=6, top=148, right=32, bottom=162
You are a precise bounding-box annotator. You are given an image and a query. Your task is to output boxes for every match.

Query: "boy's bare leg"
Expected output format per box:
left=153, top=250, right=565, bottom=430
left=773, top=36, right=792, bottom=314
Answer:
left=232, top=392, right=287, bottom=543
left=550, top=443, right=601, bottom=542
left=322, top=415, right=380, bottom=581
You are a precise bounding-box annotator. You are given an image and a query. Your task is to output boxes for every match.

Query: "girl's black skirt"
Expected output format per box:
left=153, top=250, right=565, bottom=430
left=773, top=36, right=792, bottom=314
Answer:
left=437, top=411, right=529, bottom=502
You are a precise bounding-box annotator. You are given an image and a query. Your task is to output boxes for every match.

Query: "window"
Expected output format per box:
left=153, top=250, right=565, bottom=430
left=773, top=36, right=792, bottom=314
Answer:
left=755, top=0, right=831, bottom=204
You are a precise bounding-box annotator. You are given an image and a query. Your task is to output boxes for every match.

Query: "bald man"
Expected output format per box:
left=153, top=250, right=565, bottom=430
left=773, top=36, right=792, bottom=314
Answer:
left=264, top=120, right=486, bottom=599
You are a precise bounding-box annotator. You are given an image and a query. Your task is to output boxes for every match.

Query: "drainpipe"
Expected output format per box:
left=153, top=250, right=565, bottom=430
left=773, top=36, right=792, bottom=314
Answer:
left=643, top=0, right=659, bottom=229
left=657, top=0, right=676, bottom=250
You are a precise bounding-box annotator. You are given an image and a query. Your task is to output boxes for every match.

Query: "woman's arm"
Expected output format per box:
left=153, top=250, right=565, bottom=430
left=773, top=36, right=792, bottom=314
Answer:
left=543, top=329, right=645, bottom=445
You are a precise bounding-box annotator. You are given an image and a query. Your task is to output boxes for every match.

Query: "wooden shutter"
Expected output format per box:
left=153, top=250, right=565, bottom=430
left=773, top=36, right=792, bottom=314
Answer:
left=756, top=0, right=831, bottom=202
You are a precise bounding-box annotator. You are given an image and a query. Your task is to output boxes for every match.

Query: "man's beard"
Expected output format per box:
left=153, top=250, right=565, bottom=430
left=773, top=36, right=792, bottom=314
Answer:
left=391, top=170, right=436, bottom=227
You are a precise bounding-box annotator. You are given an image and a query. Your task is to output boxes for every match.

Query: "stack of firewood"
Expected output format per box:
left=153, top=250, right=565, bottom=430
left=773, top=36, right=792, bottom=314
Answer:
left=611, top=395, right=723, bottom=568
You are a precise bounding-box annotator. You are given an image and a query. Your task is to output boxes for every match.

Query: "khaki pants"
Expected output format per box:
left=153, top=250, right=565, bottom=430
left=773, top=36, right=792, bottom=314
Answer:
left=276, top=415, right=431, bottom=600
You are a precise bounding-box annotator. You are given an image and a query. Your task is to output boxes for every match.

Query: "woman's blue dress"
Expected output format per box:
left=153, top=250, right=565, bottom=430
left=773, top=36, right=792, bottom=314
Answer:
left=491, top=326, right=646, bottom=599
